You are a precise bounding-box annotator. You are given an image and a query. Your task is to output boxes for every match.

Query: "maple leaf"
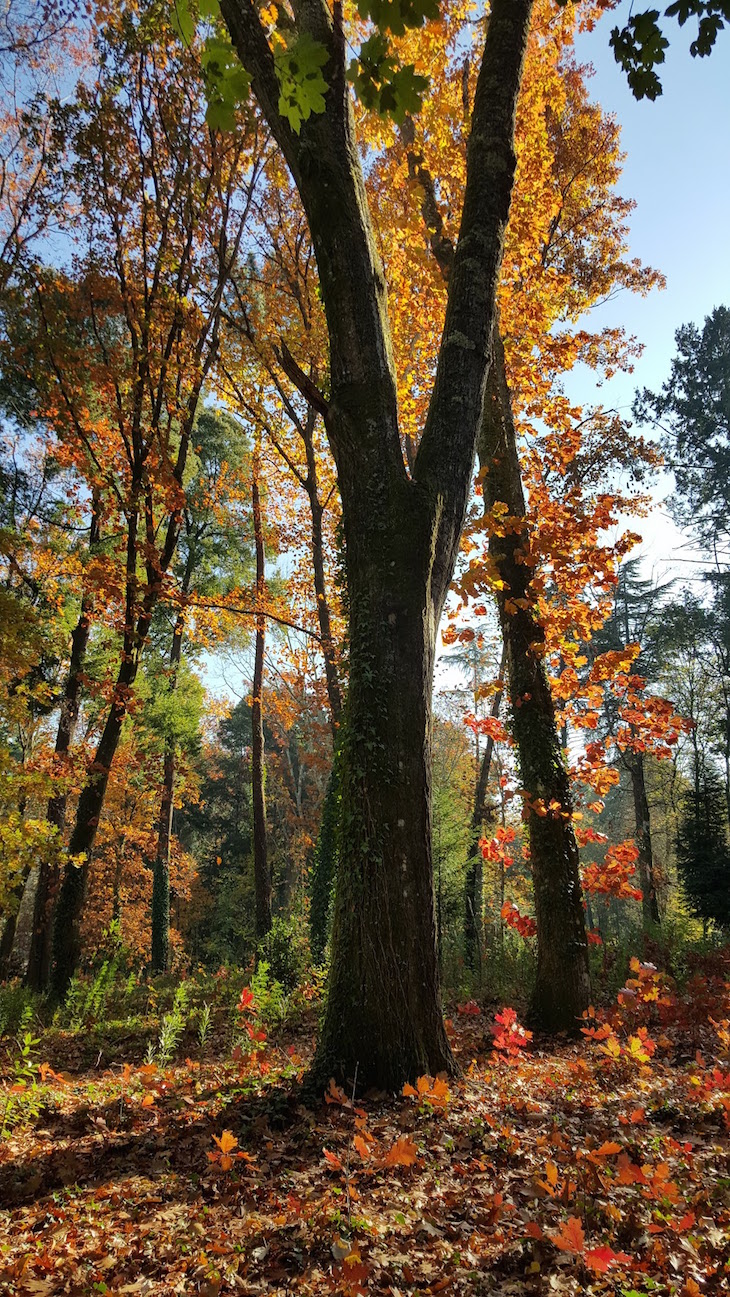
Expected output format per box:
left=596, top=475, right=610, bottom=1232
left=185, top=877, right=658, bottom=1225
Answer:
left=237, top=987, right=255, bottom=1013
left=382, top=1136, right=418, bottom=1167
left=585, top=1245, right=632, bottom=1272
left=353, top=1134, right=371, bottom=1160
left=326, top=1077, right=348, bottom=1105
left=550, top=1216, right=585, bottom=1253
left=323, top=1148, right=344, bottom=1171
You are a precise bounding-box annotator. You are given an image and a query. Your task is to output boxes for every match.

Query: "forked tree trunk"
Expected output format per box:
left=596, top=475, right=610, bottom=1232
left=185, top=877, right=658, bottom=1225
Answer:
left=251, top=431, right=272, bottom=939
left=27, top=504, right=101, bottom=992
left=222, top=0, right=535, bottom=1087
left=479, top=331, right=590, bottom=1032
left=627, top=750, right=661, bottom=927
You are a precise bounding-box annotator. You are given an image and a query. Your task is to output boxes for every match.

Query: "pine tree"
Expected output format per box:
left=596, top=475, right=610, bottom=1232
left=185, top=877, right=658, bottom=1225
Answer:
left=676, top=766, right=730, bottom=930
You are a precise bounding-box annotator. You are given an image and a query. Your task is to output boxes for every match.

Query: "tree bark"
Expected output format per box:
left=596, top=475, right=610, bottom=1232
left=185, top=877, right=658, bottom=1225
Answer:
left=0, top=915, right=17, bottom=980
left=464, top=652, right=505, bottom=973
left=51, top=486, right=189, bottom=999
left=301, top=408, right=343, bottom=730
left=313, top=500, right=452, bottom=1089
left=479, top=330, right=590, bottom=1032
left=151, top=609, right=185, bottom=974
left=627, top=750, right=661, bottom=927
left=26, top=505, right=101, bottom=992
left=251, top=430, right=272, bottom=939
left=221, top=0, right=534, bottom=1086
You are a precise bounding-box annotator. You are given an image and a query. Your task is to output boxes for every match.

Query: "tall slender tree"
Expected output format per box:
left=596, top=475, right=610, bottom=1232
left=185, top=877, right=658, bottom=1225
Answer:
left=11, top=7, right=266, bottom=998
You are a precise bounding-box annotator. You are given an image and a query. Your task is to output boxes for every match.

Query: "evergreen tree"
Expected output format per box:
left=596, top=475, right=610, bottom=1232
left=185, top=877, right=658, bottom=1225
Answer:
left=676, top=767, right=730, bottom=930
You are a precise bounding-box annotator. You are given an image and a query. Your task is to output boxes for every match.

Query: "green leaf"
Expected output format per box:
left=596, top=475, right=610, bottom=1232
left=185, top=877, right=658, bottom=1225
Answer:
left=388, top=63, right=429, bottom=123
left=274, top=32, right=329, bottom=133
left=206, top=97, right=239, bottom=132
left=199, top=0, right=221, bottom=17
left=348, top=35, right=428, bottom=122
left=200, top=29, right=251, bottom=129
left=170, top=0, right=196, bottom=45
left=356, top=0, right=439, bottom=36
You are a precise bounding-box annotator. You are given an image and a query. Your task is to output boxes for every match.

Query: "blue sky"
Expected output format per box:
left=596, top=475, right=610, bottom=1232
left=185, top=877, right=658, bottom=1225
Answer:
left=564, top=13, right=730, bottom=570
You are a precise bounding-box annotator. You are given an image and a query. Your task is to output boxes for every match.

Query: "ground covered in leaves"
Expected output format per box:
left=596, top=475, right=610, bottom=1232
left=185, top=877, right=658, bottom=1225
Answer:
left=2, top=962, right=730, bottom=1296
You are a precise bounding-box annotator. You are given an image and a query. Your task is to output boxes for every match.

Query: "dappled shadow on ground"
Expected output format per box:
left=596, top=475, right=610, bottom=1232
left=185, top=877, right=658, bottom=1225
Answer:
left=2, top=1012, right=730, bottom=1295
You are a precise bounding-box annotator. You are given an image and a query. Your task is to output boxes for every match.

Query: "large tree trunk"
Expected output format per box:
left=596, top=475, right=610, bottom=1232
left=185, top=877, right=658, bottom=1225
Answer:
left=251, top=431, right=272, bottom=939
left=313, top=499, right=452, bottom=1089
left=627, top=750, right=661, bottom=927
left=479, top=331, right=590, bottom=1032
left=26, top=506, right=101, bottom=992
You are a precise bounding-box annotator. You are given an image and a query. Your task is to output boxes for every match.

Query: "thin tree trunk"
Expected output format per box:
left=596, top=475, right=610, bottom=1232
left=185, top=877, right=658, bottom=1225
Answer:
left=51, top=486, right=186, bottom=999
left=301, top=407, right=343, bottom=731
left=51, top=653, right=138, bottom=998
left=464, top=649, right=506, bottom=972
left=0, top=916, right=17, bottom=980
left=151, top=608, right=186, bottom=973
left=479, top=329, right=589, bottom=1032
left=251, top=431, right=272, bottom=939
left=26, top=505, right=101, bottom=992
left=627, top=751, right=661, bottom=927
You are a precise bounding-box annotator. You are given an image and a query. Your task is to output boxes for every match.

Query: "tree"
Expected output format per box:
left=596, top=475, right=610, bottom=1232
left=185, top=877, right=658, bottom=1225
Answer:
left=634, top=306, right=730, bottom=556
left=589, top=560, right=677, bottom=927
left=9, top=7, right=265, bottom=998
left=250, top=423, right=272, bottom=939
left=212, top=0, right=537, bottom=1089
left=0, top=425, right=76, bottom=975
left=635, top=307, right=730, bottom=826
left=676, top=766, right=730, bottom=931
left=151, top=408, right=253, bottom=972
left=404, top=3, right=658, bottom=1023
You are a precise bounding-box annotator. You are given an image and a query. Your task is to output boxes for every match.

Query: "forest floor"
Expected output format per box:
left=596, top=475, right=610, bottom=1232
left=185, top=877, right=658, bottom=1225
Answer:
left=1, top=974, right=729, bottom=1297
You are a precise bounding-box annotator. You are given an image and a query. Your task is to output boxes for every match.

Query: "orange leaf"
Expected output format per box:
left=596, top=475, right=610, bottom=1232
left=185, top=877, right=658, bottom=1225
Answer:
left=323, top=1148, right=343, bottom=1171
left=353, top=1134, right=371, bottom=1160
left=551, top=1216, right=585, bottom=1253
left=213, top=1130, right=238, bottom=1155
left=382, top=1136, right=418, bottom=1167
left=595, top=1141, right=622, bottom=1156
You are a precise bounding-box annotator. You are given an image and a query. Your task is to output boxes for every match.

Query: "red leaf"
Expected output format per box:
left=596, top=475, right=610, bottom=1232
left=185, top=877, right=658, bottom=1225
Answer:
left=585, top=1245, right=632, bottom=1272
